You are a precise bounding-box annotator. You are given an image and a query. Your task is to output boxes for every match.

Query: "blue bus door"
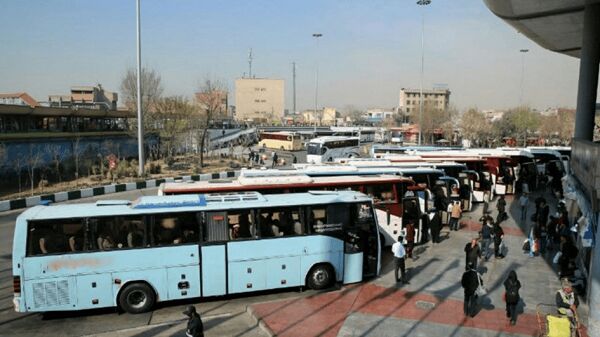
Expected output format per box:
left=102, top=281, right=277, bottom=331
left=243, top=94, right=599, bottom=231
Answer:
left=201, top=211, right=228, bottom=296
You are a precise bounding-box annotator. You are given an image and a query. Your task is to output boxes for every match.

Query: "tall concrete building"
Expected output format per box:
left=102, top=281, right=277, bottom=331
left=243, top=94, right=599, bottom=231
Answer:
left=234, top=78, right=284, bottom=123
left=398, top=88, right=451, bottom=121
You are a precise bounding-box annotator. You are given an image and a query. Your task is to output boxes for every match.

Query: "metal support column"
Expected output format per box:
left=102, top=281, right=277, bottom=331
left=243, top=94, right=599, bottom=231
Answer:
left=580, top=5, right=600, bottom=335
left=574, top=3, right=600, bottom=141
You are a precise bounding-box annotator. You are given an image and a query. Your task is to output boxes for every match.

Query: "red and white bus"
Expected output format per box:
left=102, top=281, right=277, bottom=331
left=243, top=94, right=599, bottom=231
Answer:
left=159, top=172, right=429, bottom=246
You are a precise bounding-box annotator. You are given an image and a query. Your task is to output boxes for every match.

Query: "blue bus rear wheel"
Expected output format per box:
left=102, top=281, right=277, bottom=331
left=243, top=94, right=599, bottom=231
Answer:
left=119, top=283, right=156, bottom=314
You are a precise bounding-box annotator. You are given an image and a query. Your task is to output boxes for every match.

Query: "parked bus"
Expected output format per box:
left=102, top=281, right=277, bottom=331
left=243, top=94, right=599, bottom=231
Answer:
left=258, top=131, right=304, bottom=151
left=160, top=172, right=423, bottom=247
left=389, top=128, right=404, bottom=144
left=306, top=136, right=360, bottom=164
left=293, top=164, right=456, bottom=226
left=12, top=191, right=380, bottom=314
left=337, top=158, right=473, bottom=211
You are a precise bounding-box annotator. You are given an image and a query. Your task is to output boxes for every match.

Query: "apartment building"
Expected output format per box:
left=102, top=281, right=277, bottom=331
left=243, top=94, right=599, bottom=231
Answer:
left=234, top=78, right=284, bottom=123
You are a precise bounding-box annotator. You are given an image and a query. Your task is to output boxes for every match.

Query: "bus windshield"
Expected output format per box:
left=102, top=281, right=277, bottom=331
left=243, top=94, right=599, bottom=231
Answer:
left=307, top=143, right=321, bottom=155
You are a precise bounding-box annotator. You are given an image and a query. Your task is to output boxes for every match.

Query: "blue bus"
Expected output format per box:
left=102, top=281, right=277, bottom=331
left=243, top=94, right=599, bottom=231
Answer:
left=12, top=191, right=380, bottom=314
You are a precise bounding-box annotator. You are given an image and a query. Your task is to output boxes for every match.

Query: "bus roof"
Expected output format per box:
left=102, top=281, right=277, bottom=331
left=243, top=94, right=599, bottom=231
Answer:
left=20, top=191, right=372, bottom=221
left=160, top=174, right=410, bottom=194
left=307, top=136, right=359, bottom=144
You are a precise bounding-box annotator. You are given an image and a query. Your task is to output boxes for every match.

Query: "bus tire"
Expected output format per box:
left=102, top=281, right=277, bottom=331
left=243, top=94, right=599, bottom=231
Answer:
left=118, top=282, right=156, bottom=314
left=306, top=263, right=334, bottom=290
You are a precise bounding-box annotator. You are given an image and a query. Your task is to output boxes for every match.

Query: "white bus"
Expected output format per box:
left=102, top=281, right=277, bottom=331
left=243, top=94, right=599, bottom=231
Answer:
left=306, top=136, right=360, bottom=164
left=258, top=131, right=304, bottom=151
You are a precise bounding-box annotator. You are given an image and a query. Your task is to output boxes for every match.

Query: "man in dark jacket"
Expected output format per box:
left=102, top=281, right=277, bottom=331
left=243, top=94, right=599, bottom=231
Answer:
left=504, top=270, right=521, bottom=325
left=461, top=262, right=481, bottom=317
left=430, top=211, right=442, bottom=244
left=183, top=305, right=204, bottom=337
left=537, top=199, right=550, bottom=227
left=464, top=238, right=481, bottom=270
left=492, top=222, right=504, bottom=258
left=496, top=195, right=507, bottom=224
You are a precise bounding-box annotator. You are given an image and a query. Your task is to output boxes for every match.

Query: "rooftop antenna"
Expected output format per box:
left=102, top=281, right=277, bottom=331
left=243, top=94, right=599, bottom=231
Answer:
left=248, top=48, right=253, bottom=78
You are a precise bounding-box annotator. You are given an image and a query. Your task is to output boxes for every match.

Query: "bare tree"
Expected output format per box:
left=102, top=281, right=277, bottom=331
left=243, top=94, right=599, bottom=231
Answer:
left=25, top=145, right=43, bottom=196
left=11, top=150, right=25, bottom=193
left=48, top=144, right=67, bottom=183
left=195, top=78, right=228, bottom=168
left=72, top=137, right=82, bottom=186
left=460, top=108, right=493, bottom=147
left=420, top=104, right=452, bottom=145
left=120, top=67, right=164, bottom=132
left=154, top=96, right=195, bottom=161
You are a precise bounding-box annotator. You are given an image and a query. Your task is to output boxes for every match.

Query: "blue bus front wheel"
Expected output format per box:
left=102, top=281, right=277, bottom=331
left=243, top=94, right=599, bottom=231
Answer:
left=119, top=282, right=156, bottom=314
left=307, top=264, right=334, bottom=290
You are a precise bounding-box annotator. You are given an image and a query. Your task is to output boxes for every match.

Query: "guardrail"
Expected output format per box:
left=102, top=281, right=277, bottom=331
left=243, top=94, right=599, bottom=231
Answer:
left=0, top=170, right=239, bottom=212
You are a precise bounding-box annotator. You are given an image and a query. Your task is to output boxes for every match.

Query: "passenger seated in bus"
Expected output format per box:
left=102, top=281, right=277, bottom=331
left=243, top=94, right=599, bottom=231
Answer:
left=38, top=224, right=68, bottom=254
left=294, top=221, right=304, bottom=235
left=66, top=225, right=84, bottom=252
left=97, top=231, right=116, bottom=250
left=230, top=224, right=241, bottom=240
left=126, top=222, right=144, bottom=247
left=237, top=214, right=253, bottom=238
left=260, top=212, right=276, bottom=237
left=157, top=218, right=182, bottom=245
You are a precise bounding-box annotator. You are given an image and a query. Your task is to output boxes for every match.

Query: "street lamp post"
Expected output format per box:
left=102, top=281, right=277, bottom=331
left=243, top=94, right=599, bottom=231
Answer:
left=416, top=0, right=431, bottom=146
left=136, top=0, right=144, bottom=176
left=312, top=33, right=322, bottom=131
left=519, top=49, right=529, bottom=106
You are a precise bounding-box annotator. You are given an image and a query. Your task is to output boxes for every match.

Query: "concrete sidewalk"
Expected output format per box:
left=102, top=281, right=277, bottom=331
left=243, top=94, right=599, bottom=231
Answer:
left=249, top=193, right=590, bottom=337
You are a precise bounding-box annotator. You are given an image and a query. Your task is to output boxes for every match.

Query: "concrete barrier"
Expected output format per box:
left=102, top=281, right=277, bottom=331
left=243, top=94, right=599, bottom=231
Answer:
left=0, top=170, right=240, bottom=212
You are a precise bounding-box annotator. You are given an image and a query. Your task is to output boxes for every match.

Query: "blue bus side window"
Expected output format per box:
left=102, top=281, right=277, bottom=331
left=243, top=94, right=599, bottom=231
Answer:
left=88, top=216, right=146, bottom=251
left=152, top=212, right=199, bottom=246
left=27, top=219, right=82, bottom=256
left=227, top=210, right=255, bottom=240
left=257, top=207, right=304, bottom=238
left=308, top=206, right=343, bottom=239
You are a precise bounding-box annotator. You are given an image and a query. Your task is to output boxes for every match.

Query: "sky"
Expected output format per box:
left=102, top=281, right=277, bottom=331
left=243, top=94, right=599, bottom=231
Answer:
left=0, top=0, right=586, bottom=112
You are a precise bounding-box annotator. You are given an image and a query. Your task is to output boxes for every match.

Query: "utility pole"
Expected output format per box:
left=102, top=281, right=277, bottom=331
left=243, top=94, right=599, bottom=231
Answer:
left=136, top=0, right=144, bottom=176
left=292, top=62, right=297, bottom=114
left=519, top=49, right=529, bottom=106
left=416, top=0, right=431, bottom=146
left=312, top=33, right=323, bottom=130
left=248, top=48, right=253, bottom=78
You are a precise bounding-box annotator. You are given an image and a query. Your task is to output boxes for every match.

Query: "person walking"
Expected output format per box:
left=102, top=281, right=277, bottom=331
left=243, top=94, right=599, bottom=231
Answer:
left=493, top=222, right=505, bottom=258
left=404, top=220, right=415, bottom=259
left=496, top=195, right=507, bottom=224
left=450, top=201, right=462, bottom=231
left=391, top=236, right=408, bottom=284
left=272, top=152, right=279, bottom=168
left=504, top=270, right=521, bottom=325
left=519, top=193, right=529, bottom=222
left=183, top=305, right=204, bottom=337
left=292, top=154, right=297, bottom=164
left=461, top=262, right=482, bottom=317
left=464, top=238, right=482, bottom=270
left=480, top=218, right=494, bottom=261
left=430, top=211, right=442, bottom=244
